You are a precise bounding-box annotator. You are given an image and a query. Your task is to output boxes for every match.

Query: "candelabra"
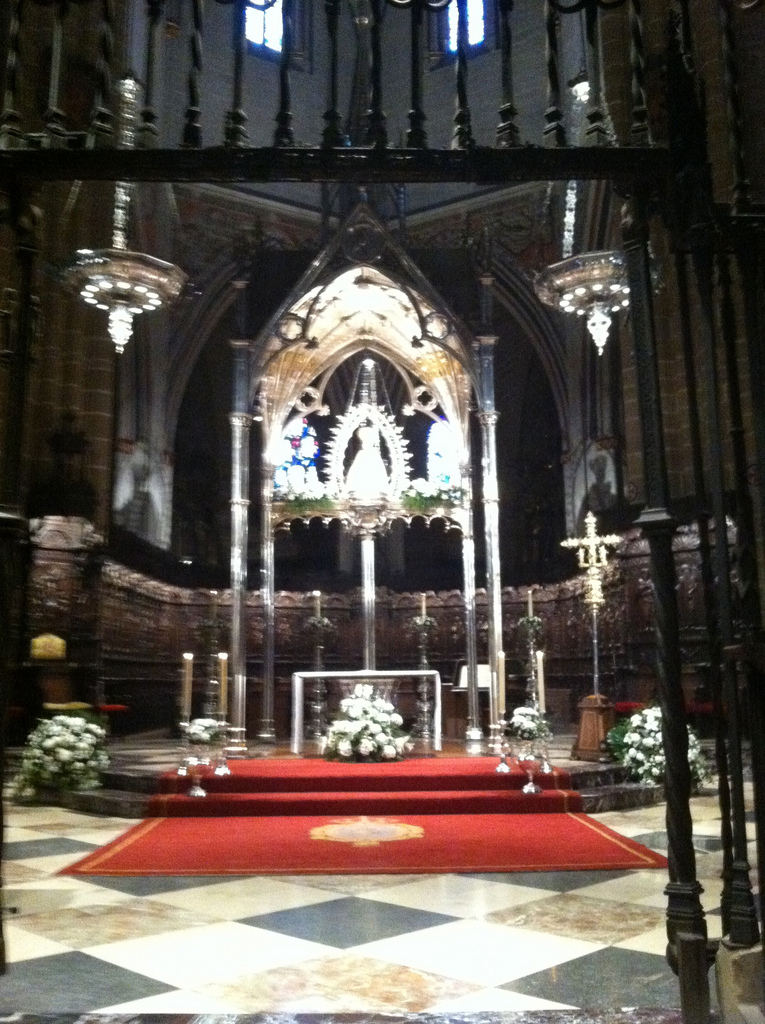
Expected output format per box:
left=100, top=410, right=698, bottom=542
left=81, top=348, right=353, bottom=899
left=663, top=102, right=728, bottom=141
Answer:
left=561, top=512, right=620, bottom=697
left=197, top=590, right=223, bottom=718
left=517, top=610, right=544, bottom=708
left=410, top=609, right=437, bottom=745
left=561, top=511, right=621, bottom=761
left=306, top=591, right=336, bottom=745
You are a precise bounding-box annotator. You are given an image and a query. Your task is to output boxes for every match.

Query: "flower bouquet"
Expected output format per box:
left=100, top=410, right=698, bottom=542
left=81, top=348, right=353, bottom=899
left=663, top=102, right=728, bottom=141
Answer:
left=516, top=614, right=544, bottom=648
left=507, top=705, right=551, bottom=742
left=506, top=705, right=551, bottom=791
left=401, top=479, right=464, bottom=514
left=182, top=718, right=225, bottom=744
left=324, top=683, right=409, bottom=762
left=13, top=715, right=109, bottom=799
left=606, top=705, right=709, bottom=788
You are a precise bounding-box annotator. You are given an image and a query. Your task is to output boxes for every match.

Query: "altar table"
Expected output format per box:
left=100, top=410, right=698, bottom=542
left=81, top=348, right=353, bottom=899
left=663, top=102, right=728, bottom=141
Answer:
left=290, top=669, right=442, bottom=754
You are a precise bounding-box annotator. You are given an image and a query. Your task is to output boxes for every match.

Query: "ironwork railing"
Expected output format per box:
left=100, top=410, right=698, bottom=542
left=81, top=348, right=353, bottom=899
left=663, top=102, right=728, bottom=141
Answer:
left=0, top=0, right=665, bottom=185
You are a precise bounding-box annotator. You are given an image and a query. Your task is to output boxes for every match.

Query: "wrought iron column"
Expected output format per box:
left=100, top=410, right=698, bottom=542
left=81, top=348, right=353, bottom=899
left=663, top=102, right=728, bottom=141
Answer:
left=477, top=335, right=502, bottom=750
left=366, top=0, right=387, bottom=147
left=734, top=230, right=765, bottom=964
left=228, top=334, right=251, bottom=757
left=689, top=246, right=759, bottom=948
left=225, top=0, right=250, bottom=146
left=274, top=0, right=295, bottom=145
left=138, top=0, right=163, bottom=147
left=675, top=251, right=734, bottom=933
left=543, top=0, right=565, bottom=146
left=621, top=196, right=708, bottom=987
left=0, top=0, right=25, bottom=149
left=0, top=189, right=40, bottom=974
left=452, top=0, right=474, bottom=149
left=360, top=527, right=376, bottom=669
left=182, top=0, right=204, bottom=147
left=496, top=0, right=519, bottom=147
left=322, top=0, right=344, bottom=146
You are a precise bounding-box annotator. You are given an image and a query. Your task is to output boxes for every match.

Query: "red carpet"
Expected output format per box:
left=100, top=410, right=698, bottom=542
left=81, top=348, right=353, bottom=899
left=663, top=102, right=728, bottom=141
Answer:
left=147, top=756, right=583, bottom=816
left=61, top=812, right=667, bottom=876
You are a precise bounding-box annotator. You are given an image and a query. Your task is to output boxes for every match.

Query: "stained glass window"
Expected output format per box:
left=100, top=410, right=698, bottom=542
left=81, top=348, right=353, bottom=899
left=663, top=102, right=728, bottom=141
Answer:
left=447, top=0, right=485, bottom=52
left=246, top=0, right=283, bottom=52
left=427, top=418, right=460, bottom=487
left=273, top=416, right=323, bottom=496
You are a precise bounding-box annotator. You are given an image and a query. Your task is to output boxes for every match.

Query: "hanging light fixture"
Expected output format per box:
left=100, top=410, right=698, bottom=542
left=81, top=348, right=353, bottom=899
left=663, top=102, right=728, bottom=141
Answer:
left=62, top=78, right=186, bottom=354
left=534, top=47, right=629, bottom=358
left=534, top=250, right=631, bottom=357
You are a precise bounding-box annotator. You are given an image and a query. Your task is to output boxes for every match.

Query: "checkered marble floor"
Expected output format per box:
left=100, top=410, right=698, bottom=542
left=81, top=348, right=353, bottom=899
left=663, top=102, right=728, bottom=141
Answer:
left=1, top=789, right=756, bottom=1014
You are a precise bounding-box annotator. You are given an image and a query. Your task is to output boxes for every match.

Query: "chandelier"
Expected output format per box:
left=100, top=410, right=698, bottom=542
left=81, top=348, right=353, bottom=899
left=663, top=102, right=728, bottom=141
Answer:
left=62, top=79, right=186, bottom=354
left=534, top=250, right=630, bottom=356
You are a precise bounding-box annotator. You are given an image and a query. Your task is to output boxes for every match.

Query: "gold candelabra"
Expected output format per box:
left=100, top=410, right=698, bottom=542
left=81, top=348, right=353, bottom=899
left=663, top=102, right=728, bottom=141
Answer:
left=561, top=512, right=620, bottom=696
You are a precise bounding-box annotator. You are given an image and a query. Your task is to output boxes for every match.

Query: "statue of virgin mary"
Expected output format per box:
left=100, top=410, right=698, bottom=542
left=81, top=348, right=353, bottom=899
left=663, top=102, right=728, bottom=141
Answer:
left=345, top=424, right=390, bottom=502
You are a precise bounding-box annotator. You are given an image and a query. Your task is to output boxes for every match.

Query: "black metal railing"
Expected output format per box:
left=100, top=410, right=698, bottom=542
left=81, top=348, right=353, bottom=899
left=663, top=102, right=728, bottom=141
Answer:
left=0, top=0, right=661, bottom=176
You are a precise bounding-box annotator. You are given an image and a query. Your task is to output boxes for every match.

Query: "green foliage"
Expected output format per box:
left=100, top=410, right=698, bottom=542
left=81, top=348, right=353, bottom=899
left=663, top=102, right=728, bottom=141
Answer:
left=606, top=706, right=710, bottom=788
left=274, top=495, right=337, bottom=517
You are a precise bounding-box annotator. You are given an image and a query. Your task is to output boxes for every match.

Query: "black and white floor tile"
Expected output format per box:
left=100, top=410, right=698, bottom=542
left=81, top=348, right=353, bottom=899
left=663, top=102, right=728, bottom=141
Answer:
left=1, top=786, right=751, bottom=1015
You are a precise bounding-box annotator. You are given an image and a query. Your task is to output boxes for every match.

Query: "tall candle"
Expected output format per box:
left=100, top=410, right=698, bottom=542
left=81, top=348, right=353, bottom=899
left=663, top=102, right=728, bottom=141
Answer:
left=497, top=651, right=506, bottom=715
left=181, top=653, right=193, bottom=723
left=536, top=650, right=546, bottom=713
left=312, top=590, right=321, bottom=617
left=527, top=589, right=533, bottom=618
left=218, top=652, right=228, bottom=720
left=420, top=592, right=427, bottom=618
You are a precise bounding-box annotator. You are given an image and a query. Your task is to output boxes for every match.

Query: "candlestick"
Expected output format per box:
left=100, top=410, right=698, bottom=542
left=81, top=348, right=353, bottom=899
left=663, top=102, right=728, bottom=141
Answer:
left=181, top=653, right=193, bottom=723
left=497, top=651, right=506, bottom=715
left=527, top=589, right=533, bottom=618
left=218, top=652, right=228, bottom=718
left=312, top=590, right=321, bottom=617
left=536, top=650, right=546, bottom=713
left=420, top=592, right=427, bottom=618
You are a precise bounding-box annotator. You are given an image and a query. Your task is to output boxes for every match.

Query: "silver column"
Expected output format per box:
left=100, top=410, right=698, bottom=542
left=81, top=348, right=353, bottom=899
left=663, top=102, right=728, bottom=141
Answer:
left=360, top=527, right=376, bottom=670
left=477, top=335, right=503, bottom=750
left=259, top=475, right=276, bottom=741
left=462, top=481, right=482, bottom=753
left=228, top=406, right=252, bottom=758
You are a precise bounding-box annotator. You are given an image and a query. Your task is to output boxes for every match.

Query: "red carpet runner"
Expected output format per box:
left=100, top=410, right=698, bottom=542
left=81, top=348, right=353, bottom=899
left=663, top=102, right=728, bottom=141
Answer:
left=61, top=812, right=667, bottom=876
left=147, top=756, right=582, bottom=817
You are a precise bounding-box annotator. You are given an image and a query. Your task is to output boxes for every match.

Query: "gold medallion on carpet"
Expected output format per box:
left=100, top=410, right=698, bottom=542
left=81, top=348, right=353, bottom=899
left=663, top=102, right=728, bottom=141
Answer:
left=310, top=815, right=425, bottom=847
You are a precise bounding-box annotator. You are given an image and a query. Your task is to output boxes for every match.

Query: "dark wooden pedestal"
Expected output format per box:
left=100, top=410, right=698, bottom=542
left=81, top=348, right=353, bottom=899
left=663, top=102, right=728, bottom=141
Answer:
left=571, top=693, right=615, bottom=762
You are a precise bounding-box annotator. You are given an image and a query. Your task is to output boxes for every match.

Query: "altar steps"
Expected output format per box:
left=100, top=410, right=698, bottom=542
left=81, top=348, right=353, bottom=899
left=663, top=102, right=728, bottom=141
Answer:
left=154, top=755, right=571, bottom=794
left=7, top=738, right=667, bottom=818
left=146, top=756, right=581, bottom=817
left=147, top=786, right=581, bottom=817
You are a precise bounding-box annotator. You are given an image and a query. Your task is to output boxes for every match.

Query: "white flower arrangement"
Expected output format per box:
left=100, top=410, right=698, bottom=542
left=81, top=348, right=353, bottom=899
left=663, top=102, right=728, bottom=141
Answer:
left=607, top=705, right=710, bottom=788
left=182, top=718, right=224, bottom=744
left=13, top=715, right=109, bottom=798
left=401, top=478, right=464, bottom=510
left=507, top=705, right=551, bottom=741
left=324, top=683, right=409, bottom=762
left=280, top=480, right=327, bottom=501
